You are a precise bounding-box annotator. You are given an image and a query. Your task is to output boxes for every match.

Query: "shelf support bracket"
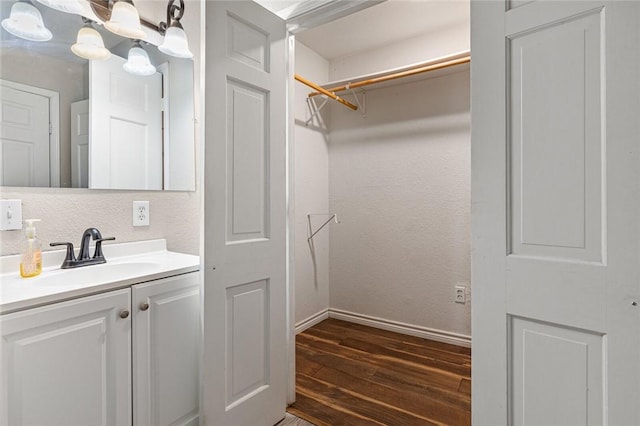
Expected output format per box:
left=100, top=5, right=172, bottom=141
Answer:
left=307, top=213, right=340, bottom=241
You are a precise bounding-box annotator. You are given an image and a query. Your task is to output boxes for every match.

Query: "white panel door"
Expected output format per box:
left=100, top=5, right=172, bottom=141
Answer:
left=71, top=99, right=89, bottom=188
left=203, top=2, right=287, bottom=425
left=472, top=1, right=640, bottom=425
left=0, top=85, right=50, bottom=187
left=89, top=55, right=162, bottom=190
left=0, top=289, right=131, bottom=426
left=132, top=273, right=200, bottom=426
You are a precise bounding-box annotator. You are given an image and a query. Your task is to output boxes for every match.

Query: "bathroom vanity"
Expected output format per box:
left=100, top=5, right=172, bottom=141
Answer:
left=0, top=239, right=200, bottom=426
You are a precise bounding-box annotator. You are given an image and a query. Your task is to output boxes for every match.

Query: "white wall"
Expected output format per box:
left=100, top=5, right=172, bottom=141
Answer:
left=328, top=69, right=471, bottom=337
left=293, top=13, right=471, bottom=339
left=293, top=41, right=331, bottom=325
left=329, top=22, right=469, bottom=82
left=0, top=188, right=199, bottom=256
left=0, top=0, right=201, bottom=257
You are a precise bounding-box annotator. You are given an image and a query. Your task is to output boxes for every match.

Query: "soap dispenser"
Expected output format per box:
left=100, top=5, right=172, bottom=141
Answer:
left=20, top=219, right=42, bottom=278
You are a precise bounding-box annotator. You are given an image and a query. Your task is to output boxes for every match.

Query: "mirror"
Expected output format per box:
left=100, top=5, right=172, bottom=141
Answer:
left=0, top=0, right=195, bottom=191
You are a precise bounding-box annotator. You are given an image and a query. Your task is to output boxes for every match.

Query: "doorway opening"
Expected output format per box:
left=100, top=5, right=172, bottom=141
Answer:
left=285, top=1, right=471, bottom=423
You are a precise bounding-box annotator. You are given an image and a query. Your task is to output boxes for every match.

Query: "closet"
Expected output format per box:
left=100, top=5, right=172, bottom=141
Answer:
left=292, top=0, right=471, bottom=347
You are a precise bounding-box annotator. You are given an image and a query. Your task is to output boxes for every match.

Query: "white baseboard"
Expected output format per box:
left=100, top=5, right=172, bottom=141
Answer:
left=328, top=308, right=472, bottom=348
left=295, top=309, right=329, bottom=334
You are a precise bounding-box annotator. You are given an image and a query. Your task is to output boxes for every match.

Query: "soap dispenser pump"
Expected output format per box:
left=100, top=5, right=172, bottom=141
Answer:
left=20, top=219, right=42, bottom=278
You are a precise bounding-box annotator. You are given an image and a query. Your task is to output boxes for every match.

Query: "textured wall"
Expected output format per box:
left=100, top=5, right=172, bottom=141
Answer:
left=0, top=0, right=202, bottom=257
left=329, top=22, right=469, bottom=82
left=0, top=188, right=199, bottom=256
left=328, top=69, right=471, bottom=337
left=293, top=42, right=331, bottom=325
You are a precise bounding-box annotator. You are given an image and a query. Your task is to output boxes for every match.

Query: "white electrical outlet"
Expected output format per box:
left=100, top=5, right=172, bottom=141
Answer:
left=0, top=199, right=22, bottom=231
left=133, top=201, right=150, bottom=226
left=455, top=285, right=466, bottom=304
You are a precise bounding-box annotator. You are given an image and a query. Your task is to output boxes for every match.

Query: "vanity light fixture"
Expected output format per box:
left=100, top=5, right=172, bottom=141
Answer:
left=157, top=0, right=192, bottom=58
left=71, top=19, right=110, bottom=61
left=104, top=0, right=145, bottom=40
left=123, top=40, right=156, bottom=76
left=34, top=0, right=84, bottom=15
left=1, top=1, right=52, bottom=42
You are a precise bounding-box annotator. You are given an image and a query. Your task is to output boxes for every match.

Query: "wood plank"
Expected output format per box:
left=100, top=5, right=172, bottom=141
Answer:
left=370, top=368, right=471, bottom=411
left=288, top=319, right=472, bottom=425
left=341, top=337, right=471, bottom=376
left=296, top=333, right=463, bottom=391
left=318, top=318, right=472, bottom=355
left=297, top=373, right=440, bottom=425
left=311, top=366, right=470, bottom=425
left=297, top=344, right=378, bottom=379
left=458, top=378, right=471, bottom=396
left=305, top=325, right=470, bottom=366
left=289, top=392, right=382, bottom=426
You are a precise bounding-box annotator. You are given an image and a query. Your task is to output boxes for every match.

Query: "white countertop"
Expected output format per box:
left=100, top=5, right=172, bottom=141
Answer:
left=0, top=239, right=200, bottom=315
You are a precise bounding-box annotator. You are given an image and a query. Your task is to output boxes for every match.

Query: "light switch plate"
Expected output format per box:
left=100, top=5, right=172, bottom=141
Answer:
left=133, top=201, right=150, bottom=226
left=0, top=199, right=22, bottom=231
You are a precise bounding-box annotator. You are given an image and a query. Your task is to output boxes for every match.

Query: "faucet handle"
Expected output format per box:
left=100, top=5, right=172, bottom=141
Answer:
left=94, top=237, right=116, bottom=260
left=50, top=242, right=76, bottom=269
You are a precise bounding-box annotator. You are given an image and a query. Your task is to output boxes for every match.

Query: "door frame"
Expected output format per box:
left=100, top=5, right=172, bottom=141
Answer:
left=0, top=79, right=60, bottom=187
left=285, top=32, right=297, bottom=405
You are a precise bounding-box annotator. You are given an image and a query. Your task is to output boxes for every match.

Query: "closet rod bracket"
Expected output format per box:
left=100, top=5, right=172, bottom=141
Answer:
left=307, top=213, right=340, bottom=241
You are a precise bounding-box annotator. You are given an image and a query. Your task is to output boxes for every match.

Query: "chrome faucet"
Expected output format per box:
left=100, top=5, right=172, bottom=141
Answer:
left=50, top=228, right=115, bottom=269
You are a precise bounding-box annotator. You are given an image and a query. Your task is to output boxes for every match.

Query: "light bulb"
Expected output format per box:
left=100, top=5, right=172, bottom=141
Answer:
left=158, top=24, right=193, bottom=59
left=71, top=26, right=111, bottom=61
left=1, top=2, right=52, bottom=42
left=104, top=1, right=145, bottom=40
left=34, top=0, right=84, bottom=15
left=123, top=42, right=156, bottom=76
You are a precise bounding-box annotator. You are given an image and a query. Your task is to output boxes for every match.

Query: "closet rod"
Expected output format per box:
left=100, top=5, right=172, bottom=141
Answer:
left=294, top=74, right=358, bottom=110
left=309, top=54, right=471, bottom=97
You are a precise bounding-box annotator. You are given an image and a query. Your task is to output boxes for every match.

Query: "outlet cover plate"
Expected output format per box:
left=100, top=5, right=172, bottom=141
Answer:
left=455, top=285, right=466, bottom=304
left=133, top=201, right=150, bottom=226
left=0, top=199, right=22, bottom=231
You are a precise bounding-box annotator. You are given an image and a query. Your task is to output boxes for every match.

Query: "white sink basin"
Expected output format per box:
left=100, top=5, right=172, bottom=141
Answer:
left=0, top=239, right=200, bottom=315
left=35, top=261, right=164, bottom=288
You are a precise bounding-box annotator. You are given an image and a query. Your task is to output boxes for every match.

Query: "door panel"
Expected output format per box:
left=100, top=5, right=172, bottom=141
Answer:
left=511, top=317, right=604, bottom=426
left=0, top=289, right=131, bottom=426
left=226, top=280, right=269, bottom=408
left=472, top=1, right=640, bottom=425
left=226, top=81, right=269, bottom=242
left=89, top=56, right=162, bottom=190
left=0, top=85, right=50, bottom=187
left=509, top=9, right=603, bottom=262
left=71, top=100, right=89, bottom=188
left=203, top=2, right=287, bottom=425
left=132, top=273, right=200, bottom=426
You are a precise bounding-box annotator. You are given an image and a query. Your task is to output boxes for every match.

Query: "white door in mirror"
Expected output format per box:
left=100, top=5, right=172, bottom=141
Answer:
left=133, top=201, right=150, bottom=226
left=0, top=85, right=50, bottom=187
left=90, top=56, right=162, bottom=190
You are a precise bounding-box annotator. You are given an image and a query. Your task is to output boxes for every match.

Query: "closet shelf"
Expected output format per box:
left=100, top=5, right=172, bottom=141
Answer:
left=310, top=50, right=470, bottom=97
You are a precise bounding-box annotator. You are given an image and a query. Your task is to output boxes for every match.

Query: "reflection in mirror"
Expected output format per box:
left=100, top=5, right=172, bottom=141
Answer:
left=0, top=0, right=195, bottom=191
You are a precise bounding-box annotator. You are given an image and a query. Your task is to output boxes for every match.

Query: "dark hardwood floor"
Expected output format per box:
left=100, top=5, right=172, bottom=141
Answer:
left=287, top=318, right=471, bottom=426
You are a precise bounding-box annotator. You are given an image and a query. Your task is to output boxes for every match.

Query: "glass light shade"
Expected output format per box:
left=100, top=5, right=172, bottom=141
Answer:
left=1, top=2, right=52, bottom=42
left=123, top=43, right=156, bottom=76
left=71, top=26, right=111, bottom=60
left=158, top=25, right=193, bottom=59
left=104, top=1, right=145, bottom=40
left=34, top=0, right=84, bottom=14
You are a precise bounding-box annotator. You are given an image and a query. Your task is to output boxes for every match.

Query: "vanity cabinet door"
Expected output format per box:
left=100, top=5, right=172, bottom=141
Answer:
left=132, top=272, right=200, bottom=426
left=0, top=289, right=132, bottom=426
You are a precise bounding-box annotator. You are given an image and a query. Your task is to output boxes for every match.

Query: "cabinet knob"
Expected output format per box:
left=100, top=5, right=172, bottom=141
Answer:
left=119, top=309, right=130, bottom=319
left=139, top=302, right=150, bottom=311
